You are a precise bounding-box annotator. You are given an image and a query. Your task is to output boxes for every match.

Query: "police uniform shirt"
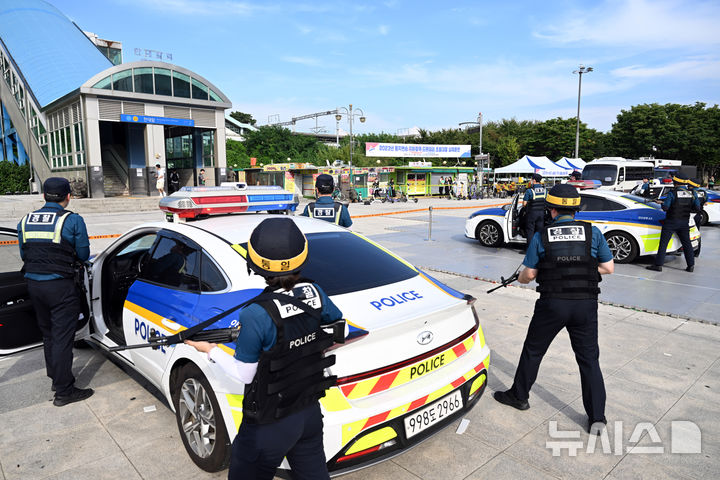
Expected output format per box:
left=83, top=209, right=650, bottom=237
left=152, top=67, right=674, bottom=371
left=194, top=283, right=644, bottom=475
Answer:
left=662, top=187, right=701, bottom=213
left=300, top=196, right=353, bottom=228
left=233, top=284, right=343, bottom=363
left=522, top=215, right=613, bottom=269
left=17, top=202, right=90, bottom=281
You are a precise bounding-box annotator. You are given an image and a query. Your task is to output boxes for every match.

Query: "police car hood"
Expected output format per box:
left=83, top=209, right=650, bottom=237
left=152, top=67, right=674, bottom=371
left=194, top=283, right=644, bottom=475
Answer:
left=327, top=271, right=476, bottom=377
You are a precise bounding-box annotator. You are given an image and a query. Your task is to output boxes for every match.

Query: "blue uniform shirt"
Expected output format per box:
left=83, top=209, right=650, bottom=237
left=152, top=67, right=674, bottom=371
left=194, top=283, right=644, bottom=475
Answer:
left=522, top=215, right=613, bottom=269
left=661, top=186, right=701, bottom=212
left=233, top=284, right=343, bottom=363
left=17, top=202, right=90, bottom=281
left=301, top=195, right=353, bottom=228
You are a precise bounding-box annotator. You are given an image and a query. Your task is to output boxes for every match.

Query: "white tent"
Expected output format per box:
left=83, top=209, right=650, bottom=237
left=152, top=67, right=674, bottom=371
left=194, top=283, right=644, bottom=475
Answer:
left=494, top=155, right=570, bottom=177
left=555, top=157, right=586, bottom=171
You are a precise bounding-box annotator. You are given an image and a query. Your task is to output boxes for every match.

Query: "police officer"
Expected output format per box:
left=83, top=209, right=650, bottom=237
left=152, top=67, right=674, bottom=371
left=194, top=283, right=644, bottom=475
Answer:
left=186, top=218, right=343, bottom=479
left=522, top=173, right=547, bottom=248
left=301, top=174, right=352, bottom=227
left=17, top=177, right=93, bottom=406
left=494, top=184, right=615, bottom=434
left=646, top=173, right=700, bottom=272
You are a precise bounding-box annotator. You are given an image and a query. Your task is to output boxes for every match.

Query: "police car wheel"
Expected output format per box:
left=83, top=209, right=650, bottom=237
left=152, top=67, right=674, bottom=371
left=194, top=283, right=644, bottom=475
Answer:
left=171, top=363, right=231, bottom=472
left=700, top=210, right=709, bottom=226
left=476, top=221, right=503, bottom=247
left=604, top=231, right=638, bottom=264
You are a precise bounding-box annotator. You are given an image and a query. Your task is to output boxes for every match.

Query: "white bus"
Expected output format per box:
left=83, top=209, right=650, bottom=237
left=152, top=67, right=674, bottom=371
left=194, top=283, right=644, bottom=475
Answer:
left=582, top=157, right=655, bottom=192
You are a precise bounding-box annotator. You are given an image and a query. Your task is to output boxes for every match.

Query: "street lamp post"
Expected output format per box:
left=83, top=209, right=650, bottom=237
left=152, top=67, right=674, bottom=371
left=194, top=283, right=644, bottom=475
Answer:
left=459, top=112, right=484, bottom=184
left=336, top=104, right=366, bottom=167
left=572, top=65, right=593, bottom=159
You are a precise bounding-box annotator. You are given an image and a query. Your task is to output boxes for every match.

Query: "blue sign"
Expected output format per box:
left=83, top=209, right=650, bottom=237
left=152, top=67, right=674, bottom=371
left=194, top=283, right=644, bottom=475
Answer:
left=120, top=114, right=195, bottom=127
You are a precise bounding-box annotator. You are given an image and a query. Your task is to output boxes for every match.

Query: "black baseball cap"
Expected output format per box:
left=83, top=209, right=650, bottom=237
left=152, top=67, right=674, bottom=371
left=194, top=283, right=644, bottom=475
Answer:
left=531, top=173, right=543, bottom=182
left=246, top=218, right=308, bottom=277
left=43, top=177, right=71, bottom=196
left=315, top=174, right=334, bottom=192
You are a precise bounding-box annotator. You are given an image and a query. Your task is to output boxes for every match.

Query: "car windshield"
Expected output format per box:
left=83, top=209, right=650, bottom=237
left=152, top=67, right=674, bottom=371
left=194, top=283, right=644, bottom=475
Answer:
left=582, top=165, right=618, bottom=186
left=621, top=194, right=662, bottom=209
left=239, top=231, right=418, bottom=296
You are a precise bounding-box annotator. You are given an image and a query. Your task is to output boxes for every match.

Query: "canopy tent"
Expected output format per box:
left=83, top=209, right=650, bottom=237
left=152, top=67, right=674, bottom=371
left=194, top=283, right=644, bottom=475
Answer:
left=555, top=157, right=586, bottom=171
left=494, top=155, right=571, bottom=177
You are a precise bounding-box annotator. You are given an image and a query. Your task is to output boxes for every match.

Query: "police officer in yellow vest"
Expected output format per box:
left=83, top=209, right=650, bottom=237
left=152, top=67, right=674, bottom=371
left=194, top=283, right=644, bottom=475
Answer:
left=522, top=173, right=546, bottom=248
left=301, top=174, right=352, bottom=227
left=17, top=177, right=93, bottom=406
left=494, top=184, right=615, bottom=434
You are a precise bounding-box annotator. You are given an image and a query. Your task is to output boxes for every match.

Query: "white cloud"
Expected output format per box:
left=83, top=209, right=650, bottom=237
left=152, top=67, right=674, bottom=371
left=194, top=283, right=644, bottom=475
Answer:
left=535, top=0, right=720, bottom=49
left=281, top=56, right=324, bottom=67
left=611, top=57, right=720, bottom=79
left=378, top=25, right=390, bottom=35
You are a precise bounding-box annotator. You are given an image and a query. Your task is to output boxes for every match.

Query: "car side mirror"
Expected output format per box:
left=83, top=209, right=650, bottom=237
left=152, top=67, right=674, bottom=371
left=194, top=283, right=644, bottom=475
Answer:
left=502, top=204, right=511, bottom=211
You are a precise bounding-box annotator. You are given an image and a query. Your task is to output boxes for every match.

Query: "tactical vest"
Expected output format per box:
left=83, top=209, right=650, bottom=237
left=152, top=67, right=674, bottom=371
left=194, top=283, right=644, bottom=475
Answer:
left=665, top=188, right=693, bottom=221
left=243, top=283, right=337, bottom=424
left=695, top=189, right=707, bottom=207
left=20, top=208, right=78, bottom=278
left=308, top=201, right=342, bottom=224
left=536, top=221, right=601, bottom=300
left=527, top=184, right=547, bottom=215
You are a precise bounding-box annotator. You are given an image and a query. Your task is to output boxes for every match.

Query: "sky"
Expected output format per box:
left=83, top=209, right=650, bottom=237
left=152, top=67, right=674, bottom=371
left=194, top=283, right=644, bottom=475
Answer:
left=53, top=0, right=720, bottom=134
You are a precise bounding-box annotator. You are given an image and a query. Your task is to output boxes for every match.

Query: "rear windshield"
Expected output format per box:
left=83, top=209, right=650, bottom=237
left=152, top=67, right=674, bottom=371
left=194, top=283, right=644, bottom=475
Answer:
left=240, top=232, right=418, bottom=296
left=621, top=194, right=662, bottom=209
left=583, top=165, right=617, bottom=185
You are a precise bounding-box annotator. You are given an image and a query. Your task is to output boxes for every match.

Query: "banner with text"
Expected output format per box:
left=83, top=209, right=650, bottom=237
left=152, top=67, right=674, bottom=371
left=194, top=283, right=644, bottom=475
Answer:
left=365, top=143, right=471, bottom=158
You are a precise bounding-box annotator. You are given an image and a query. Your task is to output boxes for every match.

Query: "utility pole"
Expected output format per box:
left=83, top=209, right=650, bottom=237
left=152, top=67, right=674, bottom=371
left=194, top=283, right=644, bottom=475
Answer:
left=573, top=65, right=593, bottom=159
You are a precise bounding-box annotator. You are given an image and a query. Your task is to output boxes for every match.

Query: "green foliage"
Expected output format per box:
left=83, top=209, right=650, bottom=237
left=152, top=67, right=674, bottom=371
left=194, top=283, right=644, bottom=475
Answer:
left=0, top=160, right=30, bottom=193
left=496, top=136, right=520, bottom=167
left=225, top=139, right=251, bottom=170
left=242, top=126, right=327, bottom=165
left=229, top=111, right=257, bottom=126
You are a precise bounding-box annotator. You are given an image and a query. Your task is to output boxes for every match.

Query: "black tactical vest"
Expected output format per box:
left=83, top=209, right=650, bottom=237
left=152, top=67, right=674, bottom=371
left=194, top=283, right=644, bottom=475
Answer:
left=20, top=208, right=79, bottom=277
left=242, top=283, right=337, bottom=424
left=665, top=188, right=693, bottom=221
left=308, top=201, right=342, bottom=224
left=536, top=221, right=601, bottom=300
left=527, top=184, right=547, bottom=215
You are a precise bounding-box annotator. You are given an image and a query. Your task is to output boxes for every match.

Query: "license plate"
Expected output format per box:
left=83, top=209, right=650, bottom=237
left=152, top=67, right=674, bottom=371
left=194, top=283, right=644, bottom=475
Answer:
left=403, top=390, right=463, bottom=439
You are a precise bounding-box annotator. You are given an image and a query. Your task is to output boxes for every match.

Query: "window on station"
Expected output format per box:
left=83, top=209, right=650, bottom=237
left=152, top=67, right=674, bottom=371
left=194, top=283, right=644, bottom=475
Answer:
left=172, top=71, right=191, bottom=98
left=134, top=67, right=154, bottom=94
left=209, top=89, right=222, bottom=102
left=202, top=130, right=215, bottom=167
left=154, top=68, right=172, bottom=96
left=92, top=76, right=112, bottom=89
left=112, top=70, right=133, bottom=92
left=191, top=78, right=209, bottom=100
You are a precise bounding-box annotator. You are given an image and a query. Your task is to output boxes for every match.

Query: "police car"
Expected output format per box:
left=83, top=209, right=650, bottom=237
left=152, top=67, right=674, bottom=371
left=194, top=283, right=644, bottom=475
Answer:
left=465, top=189, right=701, bottom=263
left=1, top=185, right=490, bottom=475
left=631, top=184, right=720, bottom=226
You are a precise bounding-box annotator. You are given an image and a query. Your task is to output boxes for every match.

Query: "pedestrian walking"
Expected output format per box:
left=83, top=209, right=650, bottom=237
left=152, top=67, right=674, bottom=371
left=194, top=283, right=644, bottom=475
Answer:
left=646, top=173, right=700, bottom=272
left=494, top=184, right=614, bottom=435
left=198, top=168, right=206, bottom=186
left=155, top=163, right=166, bottom=197
left=186, top=218, right=343, bottom=479
left=17, top=177, right=93, bottom=406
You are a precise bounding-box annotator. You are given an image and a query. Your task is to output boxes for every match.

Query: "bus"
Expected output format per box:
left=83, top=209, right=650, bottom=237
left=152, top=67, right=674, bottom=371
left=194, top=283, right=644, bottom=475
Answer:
left=582, top=157, right=654, bottom=192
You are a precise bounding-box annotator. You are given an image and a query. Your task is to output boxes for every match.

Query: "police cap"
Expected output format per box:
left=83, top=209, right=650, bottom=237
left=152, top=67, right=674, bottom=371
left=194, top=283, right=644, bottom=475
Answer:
left=315, top=174, right=334, bottom=194
left=247, top=218, right=308, bottom=277
left=672, top=172, right=688, bottom=184
left=546, top=183, right=581, bottom=210
left=687, top=178, right=701, bottom=188
left=43, top=177, right=71, bottom=196
left=531, top=173, right=543, bottom=182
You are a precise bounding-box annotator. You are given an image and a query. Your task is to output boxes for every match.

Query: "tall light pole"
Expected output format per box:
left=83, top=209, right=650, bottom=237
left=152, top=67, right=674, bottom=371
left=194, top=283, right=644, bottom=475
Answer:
left=573, top=65, right=592, bottom=159
left=459, top=112, right=484, bottom=184
left=336, top=104, right=366, bottom=167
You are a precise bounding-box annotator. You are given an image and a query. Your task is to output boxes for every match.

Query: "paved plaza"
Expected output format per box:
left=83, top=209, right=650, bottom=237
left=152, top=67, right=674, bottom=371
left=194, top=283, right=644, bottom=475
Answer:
left=1, top=196, right=718, bottom=479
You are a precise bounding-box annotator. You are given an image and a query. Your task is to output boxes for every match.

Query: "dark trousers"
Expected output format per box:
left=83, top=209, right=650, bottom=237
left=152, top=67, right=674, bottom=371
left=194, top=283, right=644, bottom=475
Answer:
left=654, top=220, right=694, bottom=267
left=524, top=213, right=544, bottom=247
left=27, top=278, right=81, bottom=396
left=510, top=298, right=606, bottom=423
left=229, top=403, right=329, bottom=480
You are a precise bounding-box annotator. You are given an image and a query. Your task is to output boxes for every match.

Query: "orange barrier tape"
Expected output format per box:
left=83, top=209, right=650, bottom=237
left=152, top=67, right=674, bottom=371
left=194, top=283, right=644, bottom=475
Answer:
left=350, top=202, right=508, bottom=219
left=1, top=233, right=122, bottom=246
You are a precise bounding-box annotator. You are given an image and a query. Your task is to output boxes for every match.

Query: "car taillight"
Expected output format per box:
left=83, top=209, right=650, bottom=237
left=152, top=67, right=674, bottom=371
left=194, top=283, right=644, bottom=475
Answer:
left=711, top=198, right=720, bottom=203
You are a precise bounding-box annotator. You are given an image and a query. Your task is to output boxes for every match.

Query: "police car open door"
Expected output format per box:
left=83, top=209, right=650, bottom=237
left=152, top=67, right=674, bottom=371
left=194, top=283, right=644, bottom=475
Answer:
left=0, top=226, right=89, bottom=356
left=505, top=193, right=522, bottom=242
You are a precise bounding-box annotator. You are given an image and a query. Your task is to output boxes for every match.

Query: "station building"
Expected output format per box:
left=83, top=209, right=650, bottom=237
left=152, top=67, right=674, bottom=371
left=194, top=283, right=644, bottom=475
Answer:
left=0, top=0, right=232, bottom=197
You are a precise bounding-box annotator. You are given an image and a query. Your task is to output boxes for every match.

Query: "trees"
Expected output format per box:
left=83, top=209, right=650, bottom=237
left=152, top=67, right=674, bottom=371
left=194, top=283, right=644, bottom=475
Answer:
left=229, top=111, right=257, bottom=126
left=0, top=160, right=30, bottom=193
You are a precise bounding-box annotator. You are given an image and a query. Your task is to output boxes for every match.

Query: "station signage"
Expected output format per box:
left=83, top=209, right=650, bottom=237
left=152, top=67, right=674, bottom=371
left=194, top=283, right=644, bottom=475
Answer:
left=366, top=143, right=471, bottom=158
left=120, top=114, right=195, bottom=127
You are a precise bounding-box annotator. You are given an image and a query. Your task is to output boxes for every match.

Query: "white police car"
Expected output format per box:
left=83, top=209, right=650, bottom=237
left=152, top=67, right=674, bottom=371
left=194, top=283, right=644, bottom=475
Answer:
left=2, top=185, right=490, bottom=475
left=631, top=184, right=720, bottom=226
left=465, top=189, right=700, bottom=263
